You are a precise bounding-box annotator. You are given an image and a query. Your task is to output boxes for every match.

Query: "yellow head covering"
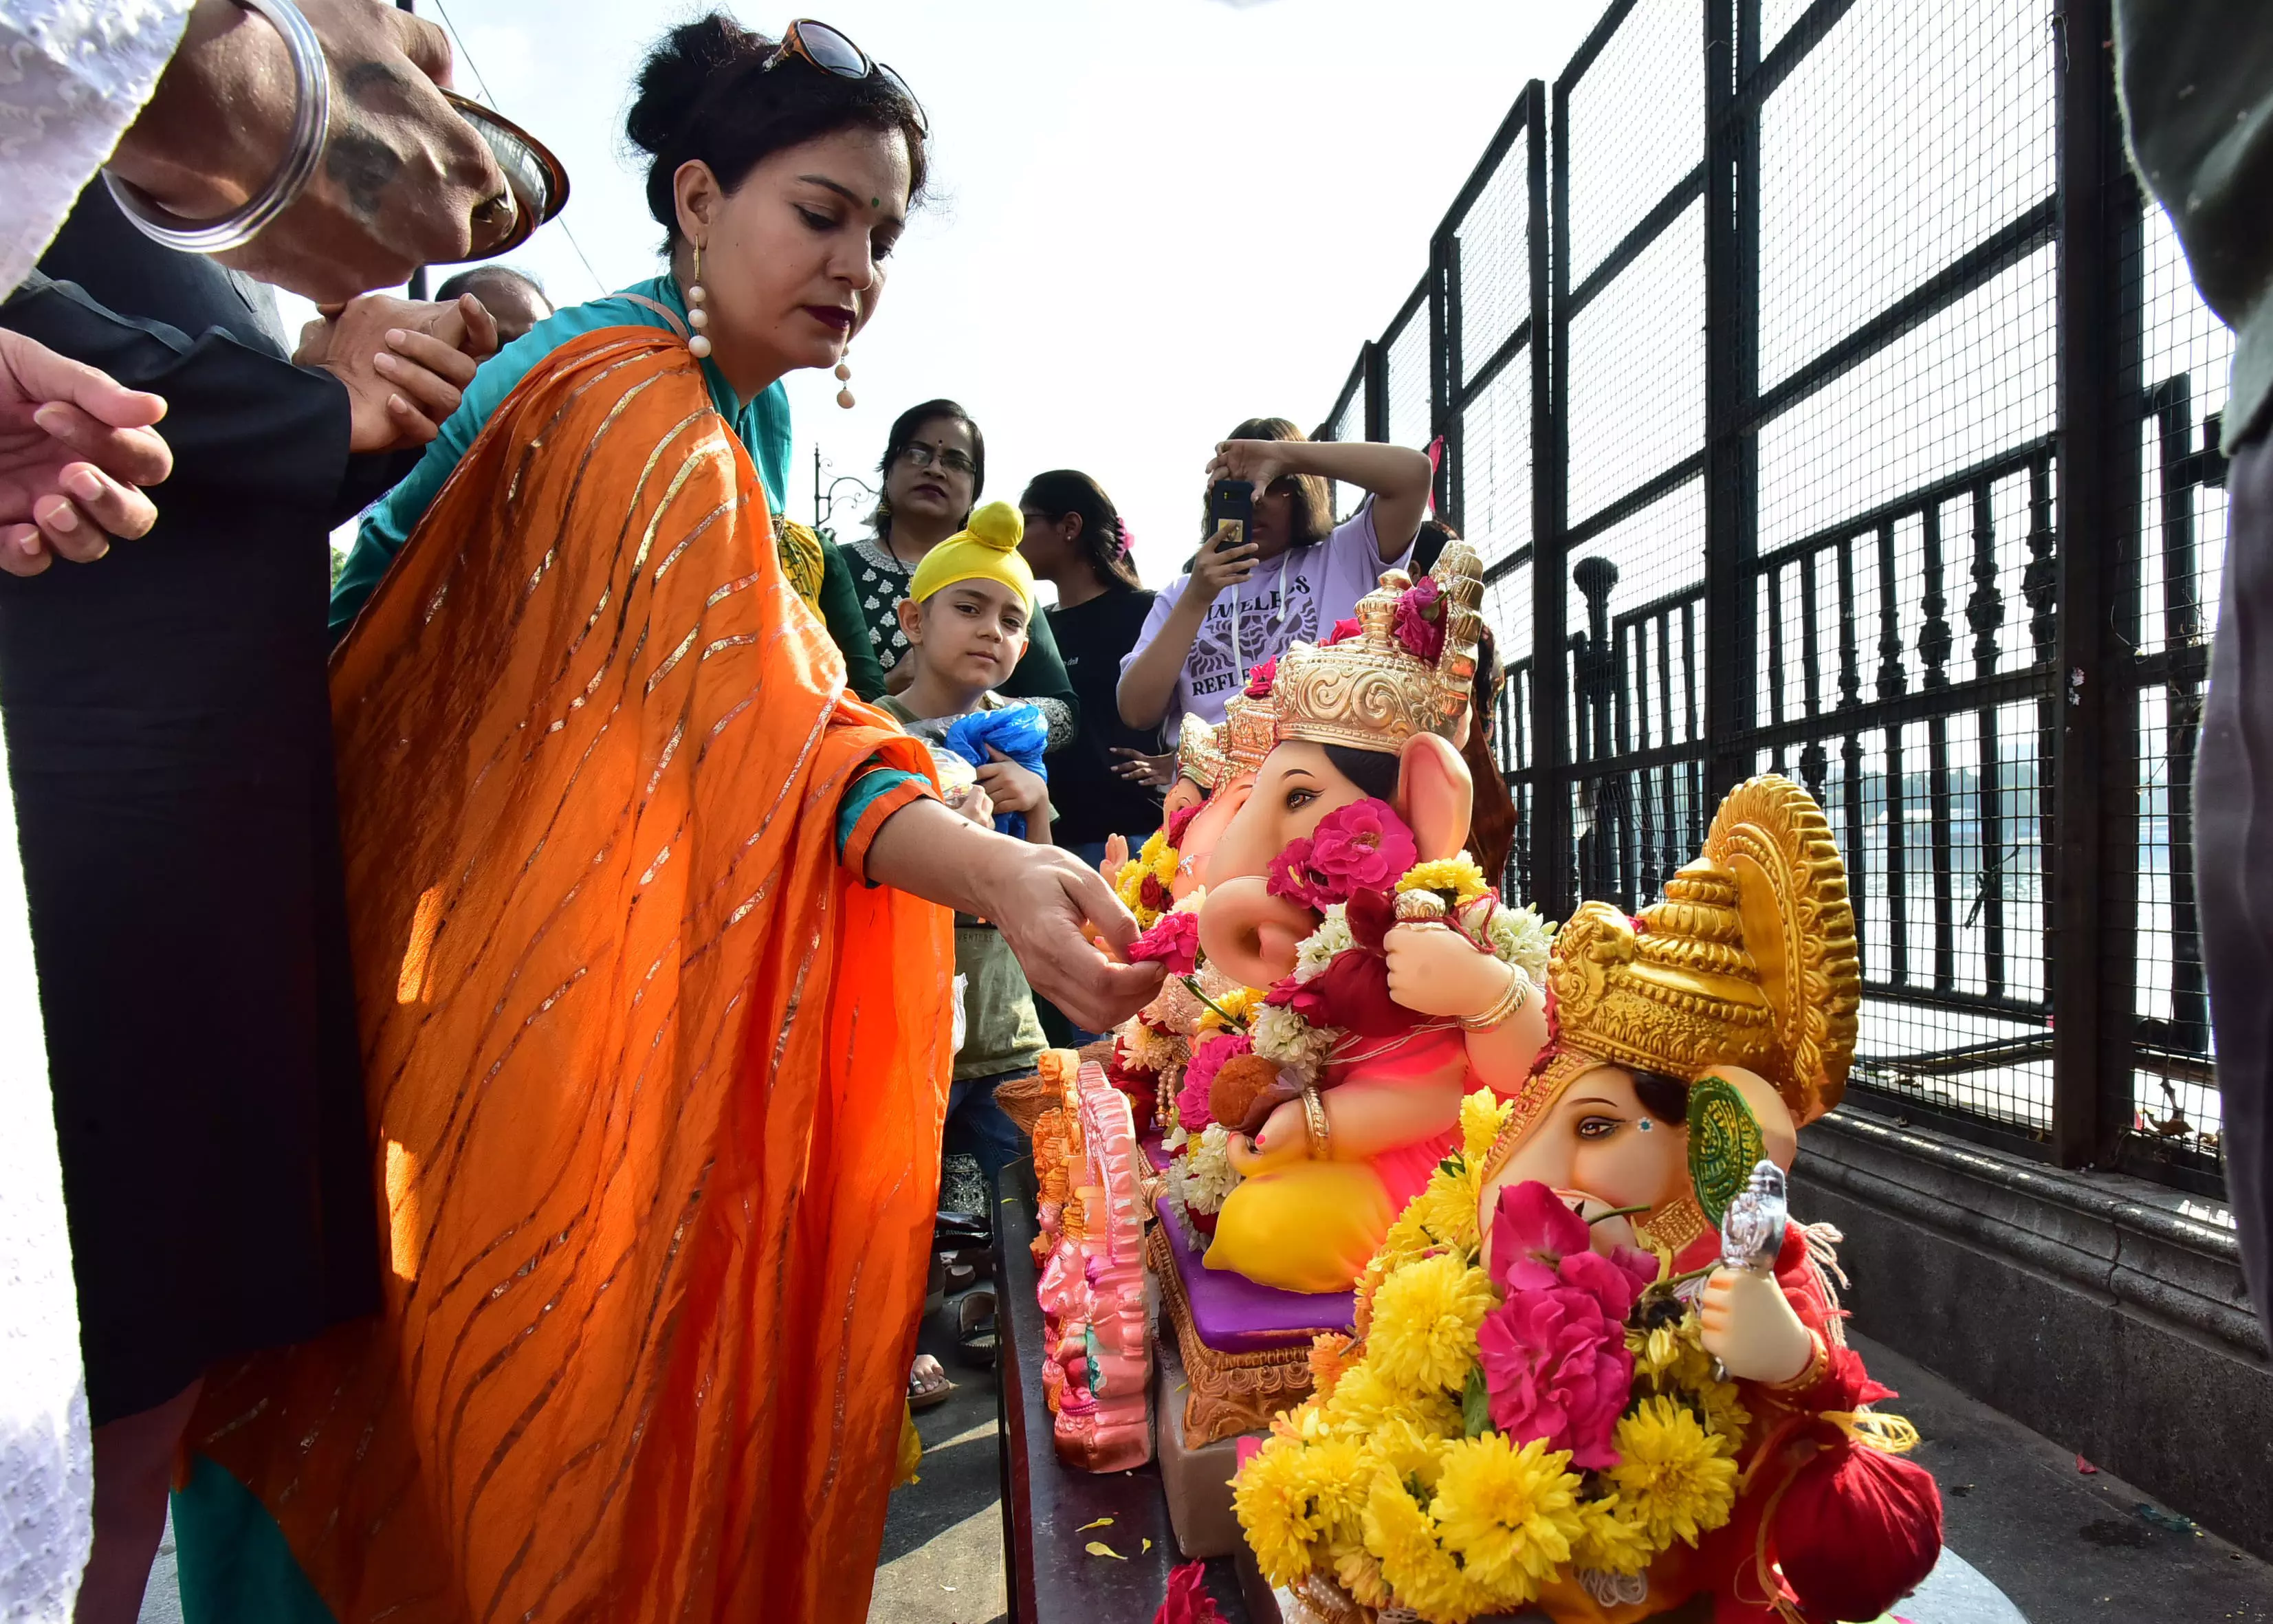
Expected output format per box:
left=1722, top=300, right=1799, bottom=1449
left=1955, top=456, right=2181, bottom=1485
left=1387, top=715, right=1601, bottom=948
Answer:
left=907, top=501, right=1034, bottom=608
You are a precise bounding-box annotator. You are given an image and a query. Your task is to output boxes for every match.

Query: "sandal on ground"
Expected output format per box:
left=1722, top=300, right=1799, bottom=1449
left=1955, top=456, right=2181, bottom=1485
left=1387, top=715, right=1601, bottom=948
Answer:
left=908, top=1352, right=956, bottom=1412
left=955, top=1290, right=998, bottom=1370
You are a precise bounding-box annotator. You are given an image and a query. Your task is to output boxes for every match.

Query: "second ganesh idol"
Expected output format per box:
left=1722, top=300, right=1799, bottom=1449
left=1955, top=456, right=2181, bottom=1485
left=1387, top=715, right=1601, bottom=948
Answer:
left=1121, top=540, right=1554, bottom=1296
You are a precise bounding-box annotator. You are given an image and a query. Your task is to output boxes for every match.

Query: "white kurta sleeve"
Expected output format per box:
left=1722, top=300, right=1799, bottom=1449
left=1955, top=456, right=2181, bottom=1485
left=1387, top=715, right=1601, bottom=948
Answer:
left=1, top=0, right=197, bottom=294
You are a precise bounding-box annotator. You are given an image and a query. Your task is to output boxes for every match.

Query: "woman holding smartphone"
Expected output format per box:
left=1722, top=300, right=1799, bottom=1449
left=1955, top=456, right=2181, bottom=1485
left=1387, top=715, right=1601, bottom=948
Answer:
left=1116, top=417, right=1432, bottom=738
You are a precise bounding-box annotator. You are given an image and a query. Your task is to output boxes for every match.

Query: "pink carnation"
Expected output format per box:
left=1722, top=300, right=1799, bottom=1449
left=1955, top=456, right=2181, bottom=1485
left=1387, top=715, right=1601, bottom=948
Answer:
left=1178, top=1031, right=1249, bottom=1132
left=1477, top=1281, right=1634, bottom=1469
left=1392, top=576, right=1446, bottom=663
left=1489, top=1180, right=1590, bottom=1294
left=1128, top=910, right=1201, bottom=977
left=1306, top=798, right=1418, bottom=897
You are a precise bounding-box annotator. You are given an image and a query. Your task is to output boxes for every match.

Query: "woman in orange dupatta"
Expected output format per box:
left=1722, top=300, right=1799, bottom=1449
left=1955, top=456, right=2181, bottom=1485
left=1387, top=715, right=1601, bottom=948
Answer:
left=170, top=19, right=1159, bottom=1623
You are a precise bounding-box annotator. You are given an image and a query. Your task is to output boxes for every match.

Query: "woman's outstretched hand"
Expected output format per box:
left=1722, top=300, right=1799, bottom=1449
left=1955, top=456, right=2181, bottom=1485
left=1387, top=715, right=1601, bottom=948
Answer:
left=866, top=797, right=1165, bottom=1034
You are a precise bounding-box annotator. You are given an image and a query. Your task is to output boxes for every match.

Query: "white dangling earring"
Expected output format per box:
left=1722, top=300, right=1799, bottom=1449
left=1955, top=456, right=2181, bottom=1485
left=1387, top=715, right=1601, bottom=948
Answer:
left=834, top=349, right=855, bottom=410
left=685, top=241, right=712, bottom=360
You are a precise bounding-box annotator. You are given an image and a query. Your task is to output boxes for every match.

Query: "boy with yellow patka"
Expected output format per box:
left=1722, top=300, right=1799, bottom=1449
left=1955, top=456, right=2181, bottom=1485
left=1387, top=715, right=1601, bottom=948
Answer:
left=879, top=502, right=1056, bottom=1372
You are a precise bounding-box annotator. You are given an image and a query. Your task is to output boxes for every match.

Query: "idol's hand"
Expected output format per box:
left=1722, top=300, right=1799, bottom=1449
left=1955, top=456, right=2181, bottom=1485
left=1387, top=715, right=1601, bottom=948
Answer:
left=866, top=798, right=1165, bottom=1033
left=1700, top=1267, right=1816, bottom=1385
left=0, top=331, right=171, bottom=573
left=1228, top=1098, right=1308, bottom=1178
left=1383, top=921, right=1515, bottom=1019
left=296, top=292, right=499, bottom=452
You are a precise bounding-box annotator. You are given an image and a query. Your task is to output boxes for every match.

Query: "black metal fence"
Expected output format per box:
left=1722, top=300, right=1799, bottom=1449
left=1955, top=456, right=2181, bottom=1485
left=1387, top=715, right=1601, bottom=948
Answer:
left=1318, top=0, right=2232, bottom=1196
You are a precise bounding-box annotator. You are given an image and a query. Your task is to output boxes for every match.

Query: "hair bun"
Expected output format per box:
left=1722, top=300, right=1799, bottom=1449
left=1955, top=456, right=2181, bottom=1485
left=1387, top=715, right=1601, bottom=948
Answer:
left=625, top=14, right=768, bottom=158
left=965, top=501, right=1023, bottom=552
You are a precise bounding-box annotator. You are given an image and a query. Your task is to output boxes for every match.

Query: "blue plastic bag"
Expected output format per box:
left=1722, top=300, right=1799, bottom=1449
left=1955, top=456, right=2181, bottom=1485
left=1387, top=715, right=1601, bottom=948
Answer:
left=940, top=702, right=1050, bottom=837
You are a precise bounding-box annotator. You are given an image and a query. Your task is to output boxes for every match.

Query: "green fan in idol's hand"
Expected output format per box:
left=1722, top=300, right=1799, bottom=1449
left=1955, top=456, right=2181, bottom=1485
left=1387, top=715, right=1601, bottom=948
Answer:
left=1687, top=1074, right=1768, bottom=1229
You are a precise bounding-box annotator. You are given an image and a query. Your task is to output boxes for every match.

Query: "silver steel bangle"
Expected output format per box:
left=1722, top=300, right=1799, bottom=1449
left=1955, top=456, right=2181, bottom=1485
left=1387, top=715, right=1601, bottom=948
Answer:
left=105, top=0, right=332, bottom=255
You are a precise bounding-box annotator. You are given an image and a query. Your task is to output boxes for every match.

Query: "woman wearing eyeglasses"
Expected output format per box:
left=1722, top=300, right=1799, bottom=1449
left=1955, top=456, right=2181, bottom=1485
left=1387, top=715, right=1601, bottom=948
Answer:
left=167, top=17, right=1160, bottom=1624
left=840, top=398, right=1081, bottom=745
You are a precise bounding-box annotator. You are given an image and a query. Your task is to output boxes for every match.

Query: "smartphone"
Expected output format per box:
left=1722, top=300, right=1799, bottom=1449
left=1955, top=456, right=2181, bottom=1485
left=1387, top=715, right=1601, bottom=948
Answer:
left=1207, top=479, right=1255, bottom=550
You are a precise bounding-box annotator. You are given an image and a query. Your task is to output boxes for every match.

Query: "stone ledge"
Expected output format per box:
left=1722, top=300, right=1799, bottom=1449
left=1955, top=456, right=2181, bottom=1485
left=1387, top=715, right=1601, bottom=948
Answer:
left=1799, top=1106, right=2263, bottom=1363
left=1793, top=1106, right=2273, bottom=1562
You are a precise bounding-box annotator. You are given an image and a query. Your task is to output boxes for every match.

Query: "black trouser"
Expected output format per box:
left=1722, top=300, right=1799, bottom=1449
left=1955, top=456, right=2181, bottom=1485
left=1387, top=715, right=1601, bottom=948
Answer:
left=2197, top=430, right=2273, bottom=1351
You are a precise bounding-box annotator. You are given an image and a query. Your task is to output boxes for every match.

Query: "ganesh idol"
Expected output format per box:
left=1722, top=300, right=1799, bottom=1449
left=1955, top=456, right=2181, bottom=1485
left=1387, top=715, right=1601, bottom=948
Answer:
left=1231, top=777, right=1942, bottom=1624
left=1121, top=539, right=1555, bottom=1296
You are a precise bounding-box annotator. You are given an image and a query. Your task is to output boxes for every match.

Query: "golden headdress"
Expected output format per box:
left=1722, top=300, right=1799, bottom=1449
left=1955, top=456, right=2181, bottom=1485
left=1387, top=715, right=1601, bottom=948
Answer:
left=1175, top=692, right=1280, bottom=798
left=1496, top=776, right=1860, bottom=1160
left=1271, top=541, right=1484, bottom=753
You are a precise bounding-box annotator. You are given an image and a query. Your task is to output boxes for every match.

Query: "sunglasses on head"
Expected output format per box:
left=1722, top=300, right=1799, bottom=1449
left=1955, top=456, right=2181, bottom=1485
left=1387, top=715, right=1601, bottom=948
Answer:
left=769, top=19, right=929, bottom=137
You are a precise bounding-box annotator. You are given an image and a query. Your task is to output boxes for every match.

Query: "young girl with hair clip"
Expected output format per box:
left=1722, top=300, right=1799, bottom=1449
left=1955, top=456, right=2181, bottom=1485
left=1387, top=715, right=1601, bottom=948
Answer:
left=1017, top=468, right=1165, bottom=866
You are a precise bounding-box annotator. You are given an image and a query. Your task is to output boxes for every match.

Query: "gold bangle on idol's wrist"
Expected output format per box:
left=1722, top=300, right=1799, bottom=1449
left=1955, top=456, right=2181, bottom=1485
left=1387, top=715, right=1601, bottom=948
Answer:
left=1460, top=965, right=1533, bottom=1032
left=1300, top=1087, right=1330, bottom=1160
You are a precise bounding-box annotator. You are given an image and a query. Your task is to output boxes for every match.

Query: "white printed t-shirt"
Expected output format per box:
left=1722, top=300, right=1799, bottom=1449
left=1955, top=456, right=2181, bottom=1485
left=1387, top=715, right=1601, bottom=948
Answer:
left=1120, top=502, right=1414, bottom=741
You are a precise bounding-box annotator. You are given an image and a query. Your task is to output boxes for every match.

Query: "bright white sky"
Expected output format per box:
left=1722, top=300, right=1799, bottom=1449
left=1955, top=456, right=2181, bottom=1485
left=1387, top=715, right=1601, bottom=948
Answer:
left=290, top=0, right=1600, bottom=589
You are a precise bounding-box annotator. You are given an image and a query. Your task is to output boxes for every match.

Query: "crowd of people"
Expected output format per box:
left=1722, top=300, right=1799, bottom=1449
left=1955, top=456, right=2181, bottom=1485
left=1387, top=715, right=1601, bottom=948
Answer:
left=1, top=2, right=2267, bottom=1623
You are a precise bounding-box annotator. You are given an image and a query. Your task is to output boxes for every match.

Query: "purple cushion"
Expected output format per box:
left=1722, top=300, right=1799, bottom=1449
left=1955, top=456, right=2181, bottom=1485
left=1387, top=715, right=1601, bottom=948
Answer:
left=1154, top=1196, right=1354, bottom=1352
left=1142, top=1133, right=1175, bottom=1174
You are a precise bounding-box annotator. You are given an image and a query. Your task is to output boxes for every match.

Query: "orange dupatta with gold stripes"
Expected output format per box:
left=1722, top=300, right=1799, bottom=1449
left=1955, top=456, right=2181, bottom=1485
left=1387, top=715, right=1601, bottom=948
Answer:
left=184, top=329, right=954, bottom=1623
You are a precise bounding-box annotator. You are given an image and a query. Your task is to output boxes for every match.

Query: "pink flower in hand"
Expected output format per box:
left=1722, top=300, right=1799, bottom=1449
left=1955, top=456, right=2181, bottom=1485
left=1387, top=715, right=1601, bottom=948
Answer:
left=1392, top=576, right=1447, bottom=663
left=1477, top=1282, right=1633, bottom=1469
left=1489, top=1181, right=1590, bottom=1294
left=1306, top=798, right=1418, bottom=897
left=1128, top=910, right=1201, bottom=977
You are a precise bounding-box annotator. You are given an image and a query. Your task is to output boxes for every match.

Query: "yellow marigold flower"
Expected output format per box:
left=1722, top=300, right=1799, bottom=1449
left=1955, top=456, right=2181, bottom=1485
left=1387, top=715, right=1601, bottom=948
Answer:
left=1460, top=1089, right=1513, bottom=1167
left=1695, top=1377, right=1751, bottom=1453
left=1197, top=986, right=1263, bottom=1035
left=1570, top=1493, right=1658, bottom=1577
left=1332, top=1547, right=1394, bottom=1610
left=1364, top=1252, right=1497, bottom=1396
left=1363, top=1475, right=1500, bottom=1624
left=1608, top=1396, right=1741, bottom=1549
left=1322, top=1363, right=1460, bottom=1442
left=1137, top=827, right=1170, bottom=868
left=1361, top=1414, right=1458, bottom=1491
left=1427, top=1434, right=1583, bottom=1604
left=1412, top=1159, right=1484, bottom=1254
left=1398, top=855, right=1492, bottom=905
left=1288, top=1436, right=1373, bottom=1550
left=1233, top=1433, right=1326, bottom=1588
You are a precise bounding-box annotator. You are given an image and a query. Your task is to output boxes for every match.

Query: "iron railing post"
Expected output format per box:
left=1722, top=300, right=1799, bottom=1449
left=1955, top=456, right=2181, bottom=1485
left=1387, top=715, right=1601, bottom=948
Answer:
left=1362, top=340, right=1389, bottom=444
left=1704, top=0, right=1761, bottom=802
left=1430, top=228, right=1461, bottom=528
left=2051, top=0, right=2135, bottom=1167
left=1533, top=75, right=1574, bottom=923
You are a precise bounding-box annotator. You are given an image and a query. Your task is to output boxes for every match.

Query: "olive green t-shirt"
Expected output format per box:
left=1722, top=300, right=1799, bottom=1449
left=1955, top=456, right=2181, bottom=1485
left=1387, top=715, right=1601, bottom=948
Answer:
left=875, top=692, right=1046, bottom=1081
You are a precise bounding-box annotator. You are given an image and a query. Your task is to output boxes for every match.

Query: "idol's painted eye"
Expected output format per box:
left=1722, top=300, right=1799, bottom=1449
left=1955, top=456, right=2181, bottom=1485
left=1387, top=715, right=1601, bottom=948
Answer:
left=1577, top=1116, right=1622, bottom=1141
left=1284, top=787, right=1317, bottom=812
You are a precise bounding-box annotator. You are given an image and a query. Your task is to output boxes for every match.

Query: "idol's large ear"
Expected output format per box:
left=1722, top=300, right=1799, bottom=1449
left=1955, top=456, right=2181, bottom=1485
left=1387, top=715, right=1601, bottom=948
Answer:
left=1396, top=732, right=1473, bottom=862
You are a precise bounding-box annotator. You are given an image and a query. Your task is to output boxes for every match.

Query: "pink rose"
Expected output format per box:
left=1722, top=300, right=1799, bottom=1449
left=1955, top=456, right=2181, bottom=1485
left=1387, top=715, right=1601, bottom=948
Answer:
left=1128, top=910, right=1201, bottom=977
left=1392, top=576, right=1446, bottom=663
left=1179, top=1032, right=1249, bottom=1132
left=1245, top=657, right=1279, bottom=698
left=1489, top=1181, right=1591, bottom=1295
left=1477, top=1281, right=1634, bottom=1469
left=1307, top=798, right=1419, bottom=901
left=1265, top=837, right=1322, bottom=909
left=1323, top=616, right=1364, bottom=646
